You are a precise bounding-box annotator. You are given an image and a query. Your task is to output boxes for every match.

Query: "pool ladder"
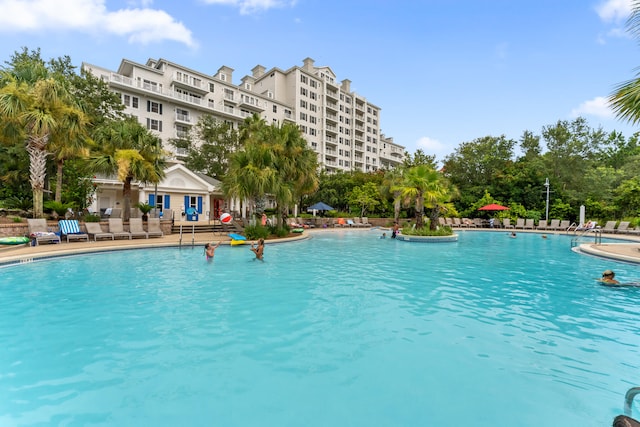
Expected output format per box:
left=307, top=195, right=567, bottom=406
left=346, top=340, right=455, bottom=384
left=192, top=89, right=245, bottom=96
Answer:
left=625, top=387, right=640, bottom=417
left=178, top=224, right=196, bottom=247
left=570, top=227, right=602, bottom=248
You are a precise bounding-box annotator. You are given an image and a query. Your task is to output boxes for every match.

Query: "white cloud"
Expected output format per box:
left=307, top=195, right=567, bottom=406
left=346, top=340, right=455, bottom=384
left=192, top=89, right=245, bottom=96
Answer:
left=0, top=0, right=196, bottom=48
left=416, top=136, right=451, bottom=161
left=201, top=0, right=297, bottom=15
left=595, top=0, right=632, bottom=23
left=571, top=96, right=614, bottom=119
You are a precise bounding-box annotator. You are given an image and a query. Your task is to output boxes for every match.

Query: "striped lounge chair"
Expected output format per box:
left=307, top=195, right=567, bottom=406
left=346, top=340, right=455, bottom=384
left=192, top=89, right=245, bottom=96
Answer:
left=58, top=220, right=89, bottom=243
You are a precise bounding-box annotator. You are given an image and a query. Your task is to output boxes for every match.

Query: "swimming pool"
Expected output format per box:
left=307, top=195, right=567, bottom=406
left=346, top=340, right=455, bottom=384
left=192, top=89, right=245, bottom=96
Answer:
left=1, top=231, right=638, bottom=426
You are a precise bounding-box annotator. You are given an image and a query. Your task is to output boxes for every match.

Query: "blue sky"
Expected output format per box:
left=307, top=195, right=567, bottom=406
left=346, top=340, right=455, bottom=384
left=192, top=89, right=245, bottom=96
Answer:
left=0, top=0, right=638, bottom=162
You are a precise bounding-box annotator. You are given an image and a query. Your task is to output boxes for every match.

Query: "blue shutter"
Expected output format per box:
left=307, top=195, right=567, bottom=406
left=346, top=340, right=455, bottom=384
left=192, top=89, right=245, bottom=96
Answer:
left=197, top=196, right=203, bottom=214
left=164, top=195, right=170, bottom=209
left=149, top=194, right=156, bottom=207
left=184, top=195, right=189, bottom=210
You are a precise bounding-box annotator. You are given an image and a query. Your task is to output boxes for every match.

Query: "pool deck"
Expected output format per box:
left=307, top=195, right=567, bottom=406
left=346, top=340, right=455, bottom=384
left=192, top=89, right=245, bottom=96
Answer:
left=1, top=227, right=640, bottom=266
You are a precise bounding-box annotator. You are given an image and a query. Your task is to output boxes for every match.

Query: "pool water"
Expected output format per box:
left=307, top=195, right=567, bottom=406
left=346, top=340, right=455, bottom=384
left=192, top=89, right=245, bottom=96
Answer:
left=1, top=231, right=639, bottom=426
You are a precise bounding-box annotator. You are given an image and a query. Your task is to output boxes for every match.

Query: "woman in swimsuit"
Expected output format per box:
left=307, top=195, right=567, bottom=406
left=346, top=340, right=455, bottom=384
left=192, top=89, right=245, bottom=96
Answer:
left=204, top=241, right=221, bottom=261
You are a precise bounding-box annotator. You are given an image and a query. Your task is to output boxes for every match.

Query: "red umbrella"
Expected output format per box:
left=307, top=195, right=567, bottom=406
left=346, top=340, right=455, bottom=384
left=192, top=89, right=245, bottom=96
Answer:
left=478, top=203, right=510, bottom=211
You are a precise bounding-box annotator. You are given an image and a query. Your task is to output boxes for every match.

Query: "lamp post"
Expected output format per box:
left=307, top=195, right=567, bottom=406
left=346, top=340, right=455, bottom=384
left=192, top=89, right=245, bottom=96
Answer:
left=544, top=178, right=550, bottom=222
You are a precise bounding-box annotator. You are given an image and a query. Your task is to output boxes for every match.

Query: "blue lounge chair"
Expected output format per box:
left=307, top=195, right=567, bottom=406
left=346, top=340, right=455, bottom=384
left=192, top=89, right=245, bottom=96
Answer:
left=58, top=220, right=89, bottom=243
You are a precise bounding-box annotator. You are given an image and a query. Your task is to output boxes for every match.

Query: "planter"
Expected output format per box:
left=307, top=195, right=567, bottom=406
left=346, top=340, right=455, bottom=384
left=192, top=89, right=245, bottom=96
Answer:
left=395, top=234, right=458, bottom=243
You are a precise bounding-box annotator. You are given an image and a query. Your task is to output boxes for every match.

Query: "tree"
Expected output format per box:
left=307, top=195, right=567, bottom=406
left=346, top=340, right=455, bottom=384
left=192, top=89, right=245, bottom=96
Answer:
left=380, top=168, right=404, bottom=223
left=90, top=117, right=165, bottom=221
left=348, top=182, right=380, bottom=218
left=175, top=115, right=240, bottom=179
left=0, top=49, right=88, bottom=217
left=395, top=165, right=448, bottom=229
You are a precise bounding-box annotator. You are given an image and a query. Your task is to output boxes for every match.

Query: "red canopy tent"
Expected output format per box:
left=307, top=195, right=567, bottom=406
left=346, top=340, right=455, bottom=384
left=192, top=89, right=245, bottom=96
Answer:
left=478, top=203, right=510, bottom=211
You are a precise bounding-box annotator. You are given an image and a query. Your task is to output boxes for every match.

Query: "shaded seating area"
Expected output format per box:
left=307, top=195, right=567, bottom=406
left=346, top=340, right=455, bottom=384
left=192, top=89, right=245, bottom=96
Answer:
left=108, top=218, right=132, bottom=240
left=58, top=219, right=89, bottom=243
left=27, top=219, right=61, bottom=245
left=85, top=222, right=114, bottom=241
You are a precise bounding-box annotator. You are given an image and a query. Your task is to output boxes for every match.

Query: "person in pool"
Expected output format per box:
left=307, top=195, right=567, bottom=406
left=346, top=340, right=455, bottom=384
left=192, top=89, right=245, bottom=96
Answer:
left=251, top=238, right=265, bottom=261
left=204, top=241, right=221, bottom=261
left=600, top=270, right=620, bottom=285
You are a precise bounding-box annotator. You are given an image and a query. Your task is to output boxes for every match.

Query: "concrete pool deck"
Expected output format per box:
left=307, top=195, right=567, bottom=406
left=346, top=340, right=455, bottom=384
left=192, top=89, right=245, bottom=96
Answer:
left=1, top=227, right=639, bottom=266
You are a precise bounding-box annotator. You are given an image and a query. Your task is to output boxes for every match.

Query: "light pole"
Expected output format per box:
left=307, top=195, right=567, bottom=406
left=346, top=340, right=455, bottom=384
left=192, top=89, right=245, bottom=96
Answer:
left=544, top=178, right=550, bottom=222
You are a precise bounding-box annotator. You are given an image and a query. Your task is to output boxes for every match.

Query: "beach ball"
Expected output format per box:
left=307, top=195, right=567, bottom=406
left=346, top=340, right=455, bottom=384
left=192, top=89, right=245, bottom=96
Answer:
left=220, top=213, right=232, bottom=223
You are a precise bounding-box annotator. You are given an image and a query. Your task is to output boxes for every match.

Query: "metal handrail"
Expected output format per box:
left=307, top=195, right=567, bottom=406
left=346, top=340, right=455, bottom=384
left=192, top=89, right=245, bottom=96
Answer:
left=624, top=387, right=640, bottom=416
left=570, top=227, right=602, bottom=247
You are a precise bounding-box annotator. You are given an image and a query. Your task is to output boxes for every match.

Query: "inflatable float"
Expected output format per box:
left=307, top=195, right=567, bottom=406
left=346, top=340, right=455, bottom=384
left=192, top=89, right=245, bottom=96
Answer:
left=0, top=236, right=30, bottom=245
left=291, top=228, right=304, bottom=233
left=228, top=233, right=246, bottom=246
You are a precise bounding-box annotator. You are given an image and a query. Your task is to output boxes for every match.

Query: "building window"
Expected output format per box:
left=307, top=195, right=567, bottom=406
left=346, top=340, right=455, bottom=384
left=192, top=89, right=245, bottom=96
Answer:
left=300, top=112, right=307, bottom=121
left=310, top=128, right=316, bottom=136
left=310, top=116, right=316, bottom=124
left=310, top=92, right=316, bottom=100
left=123, top=94, right=139, bottom=108
left=147, top=101, right=162, bottom=114
left=220, top=73, right=226, bottom=81
left=309, top=104, right=316, bottom=112
left=300, top=100, right=307, bottom=109
left=146, top=118, right=162, bottom=132
left=300, top=87, right=307, bottom=96
left=273, top=105, right=277, bottom=113
left=301, top=75, right=307, bottom=84
left=209, top=83, right=215, bottom=92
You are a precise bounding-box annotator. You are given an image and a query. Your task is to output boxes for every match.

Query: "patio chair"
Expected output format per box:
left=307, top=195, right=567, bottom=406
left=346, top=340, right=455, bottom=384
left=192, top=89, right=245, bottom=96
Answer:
left=559, top=220, right=571, bottom=231
left=548, top=219, right=560, bottom=230
left=515, top=218, right=526, bottom=229
left=128, top=218, right=149, bottom=239
left=601, top=221, right=617, bottom=233
left=58, top=219, right=89, bottom=243
left=146, top=218, right=164, bottom=238
left=536, top=220, right=548, bottom=231
left=452, top=218, right=462, bottom=228
left=27, top=218, right=61, bottom=245
left=462, top=218, right=476, bottom=228
left=85, top=222, right=114, bottom=241
left=109, top=208, right=122, bottom=218
left=502, top=218, right=514, bottom=229
left=108, top=218, right=132, bottom=240
left=524, top=219, right=535, bottom=229
left=615, top=221, right=631, bottom=234
left=438, top=217, right=446, bottom=226
left=361, top=217, right=372, bottom=227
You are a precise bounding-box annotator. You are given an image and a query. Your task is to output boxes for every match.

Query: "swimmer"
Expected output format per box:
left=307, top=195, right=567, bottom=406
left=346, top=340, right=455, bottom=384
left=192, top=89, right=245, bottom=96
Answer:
left=600, top=270, right=620, bottom=285
left=204, top=241, right=221, bottom=261
left=380, top=232, right=387, bottom=239
left=541, top=234, right=547, bottom=239
left=251, top=238, right=265, bottom=261
left=510, top=232, right=517, bottom=238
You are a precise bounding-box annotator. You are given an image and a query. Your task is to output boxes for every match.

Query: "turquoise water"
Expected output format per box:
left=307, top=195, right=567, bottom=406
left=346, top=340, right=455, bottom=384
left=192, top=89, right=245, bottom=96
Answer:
left=1, top=231, right=639, bottom=426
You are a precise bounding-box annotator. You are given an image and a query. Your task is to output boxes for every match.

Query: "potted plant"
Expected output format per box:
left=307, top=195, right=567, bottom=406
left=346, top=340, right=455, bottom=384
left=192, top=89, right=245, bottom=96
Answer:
left=136, top=202, right=154, bottom=221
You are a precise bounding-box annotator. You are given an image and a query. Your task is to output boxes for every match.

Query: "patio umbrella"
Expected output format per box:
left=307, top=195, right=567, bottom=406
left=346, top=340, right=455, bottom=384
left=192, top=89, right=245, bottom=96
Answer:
left=307, top=202, right=335, bottom=212
left=478, top=203, right=510, bottom=211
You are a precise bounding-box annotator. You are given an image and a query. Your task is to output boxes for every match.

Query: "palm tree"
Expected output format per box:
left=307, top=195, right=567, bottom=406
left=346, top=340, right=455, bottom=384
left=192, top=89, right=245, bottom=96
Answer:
left=381, top=168, right=404, bottom=224
left=609, top=1, right=640, bottom=125
left=0, top=73, right=87, bottom=217
left=396, top=165, right=447, bottom=229
left=270, top=122, right=318, bottom=226
left=90, top=118, right=165, bottom=221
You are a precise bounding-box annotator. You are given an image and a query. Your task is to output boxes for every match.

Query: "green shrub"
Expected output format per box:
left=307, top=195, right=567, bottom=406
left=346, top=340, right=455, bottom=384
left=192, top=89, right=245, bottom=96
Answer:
left=12, top=216, right=23, bottom=223
left=44, top=200, right=74, bottom=217
left=83, top=213, right=101, bottom=222
left=244, top=224, right=270, bottom=240
left=402, top=225, right=454, bottom=236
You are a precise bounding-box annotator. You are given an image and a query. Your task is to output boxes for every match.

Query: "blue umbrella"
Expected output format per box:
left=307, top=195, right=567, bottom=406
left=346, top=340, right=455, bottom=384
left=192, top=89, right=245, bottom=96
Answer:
left=307, top=202, right=335, bottom=212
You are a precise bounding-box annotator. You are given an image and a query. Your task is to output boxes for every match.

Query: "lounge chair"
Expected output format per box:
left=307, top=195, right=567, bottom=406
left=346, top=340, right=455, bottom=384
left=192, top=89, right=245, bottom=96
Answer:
left=601, top=221, right=617, bottom=234
left=502, top=218, right=514, bottom=229
left=462, top=218, right=476, bottom=228
left=351, top=218, right=367, bottom=228
left=85, top=222, right=114, bottom=241
left=361, top=217, right=372, bottom=227
left=515, top=218, right=525, bottom=229
left=615, top=221, right=631, bottom=234
left=109, top=208, right=122, bottom=218
left=446, top=218, right=454, bottom=226
left=147, top=218, right=164, bottom=238
left=128, top=218, right=149, bottom=239
left=537, top=220, right=548, bottom=231
left=108, top=218, right=132, bottom=239
left=548, top=219, right=560, bottom=230
left=27, top=218, right=61, bottom=245
left=559, top=220, right=571, bottom=231
left=452, top=218, right=462, bottom=228
left=524, top=219, right=535, bottom=229
left=58, top=219, right=89, bottom=243
left=438, top=217, right=446, bottom=226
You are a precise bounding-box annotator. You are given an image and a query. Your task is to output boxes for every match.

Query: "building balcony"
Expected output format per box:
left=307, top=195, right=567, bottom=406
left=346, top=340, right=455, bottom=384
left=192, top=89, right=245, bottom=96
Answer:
left=171, top=73, right=208, bottom=94
left=175, top=113, right=192, bottom=124
left=238, top=95, right=265, bottom=111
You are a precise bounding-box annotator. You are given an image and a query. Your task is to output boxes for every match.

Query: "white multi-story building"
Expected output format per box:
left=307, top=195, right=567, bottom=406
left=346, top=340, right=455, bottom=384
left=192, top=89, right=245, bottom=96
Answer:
left=83, top=57, right=405, bottom=173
